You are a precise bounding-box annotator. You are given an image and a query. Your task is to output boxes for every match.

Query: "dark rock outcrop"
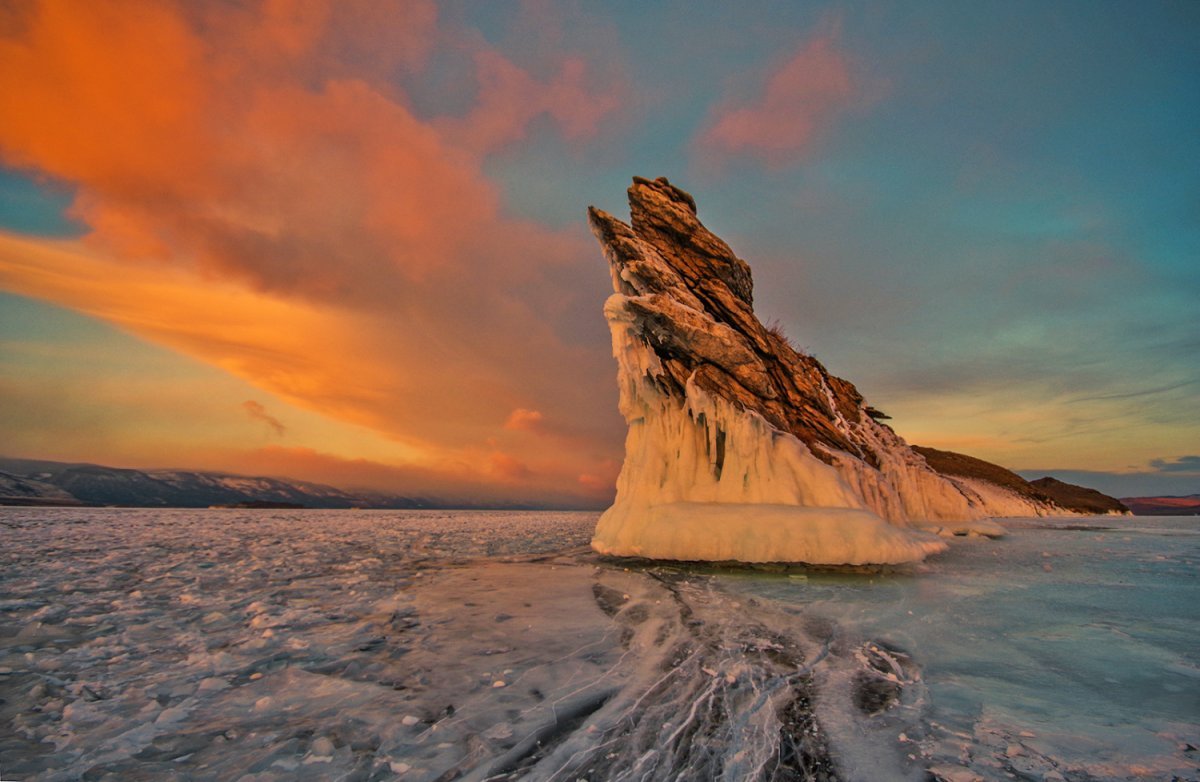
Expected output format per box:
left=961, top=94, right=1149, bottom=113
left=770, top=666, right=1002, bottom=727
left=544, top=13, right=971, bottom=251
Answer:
left=911, top=446, right=1034, bottom=496
left=589, top=176, right=872, bottom=467
left=1028, top=477, right=1129, bottom=515
left=588, top=177, right=1114, bottom=564
left=913, top=449, right=1130, bottom=516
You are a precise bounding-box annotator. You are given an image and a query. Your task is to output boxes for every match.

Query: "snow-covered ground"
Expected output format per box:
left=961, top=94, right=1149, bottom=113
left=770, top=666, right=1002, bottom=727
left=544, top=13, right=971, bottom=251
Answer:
left=1, top=508, right=1196, bottom=781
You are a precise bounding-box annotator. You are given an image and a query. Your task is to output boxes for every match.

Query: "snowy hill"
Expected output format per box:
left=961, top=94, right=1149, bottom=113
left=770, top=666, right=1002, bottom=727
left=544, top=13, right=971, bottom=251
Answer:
left=0, top=469, right=82, bottom=505
left=0, top=457, right=425, bottom=509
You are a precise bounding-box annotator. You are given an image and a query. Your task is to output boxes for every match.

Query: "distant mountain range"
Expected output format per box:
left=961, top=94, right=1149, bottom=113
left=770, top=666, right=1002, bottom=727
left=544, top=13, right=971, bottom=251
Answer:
left=1118, top=494, right=1200, bottom=516
left=2, top=455, right=1185, bottom=516
left=0, top=457, right=428, bottom=509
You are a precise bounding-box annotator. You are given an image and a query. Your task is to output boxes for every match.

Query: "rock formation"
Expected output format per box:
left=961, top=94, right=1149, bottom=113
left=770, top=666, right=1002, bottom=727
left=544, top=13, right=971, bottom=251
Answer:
left=1028, top=477, right=1129, bottom=515
left=912, top=450, right=1129, bottom=516
left=588, top=176, right=1102, bottom=565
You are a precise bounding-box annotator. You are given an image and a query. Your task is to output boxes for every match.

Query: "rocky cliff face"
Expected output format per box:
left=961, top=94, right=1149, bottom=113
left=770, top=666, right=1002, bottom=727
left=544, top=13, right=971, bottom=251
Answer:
left=588, top=177, right=1083, bottom=565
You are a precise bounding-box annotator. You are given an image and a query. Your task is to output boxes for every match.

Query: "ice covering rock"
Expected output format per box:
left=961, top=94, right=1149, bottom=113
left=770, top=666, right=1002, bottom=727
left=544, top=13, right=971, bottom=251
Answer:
left=588, top=177, right=1076, bottom=565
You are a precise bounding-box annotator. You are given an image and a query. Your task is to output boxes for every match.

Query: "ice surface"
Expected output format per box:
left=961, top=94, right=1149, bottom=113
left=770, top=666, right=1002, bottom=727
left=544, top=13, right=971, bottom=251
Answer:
left=0, top=509, right=606, bottom=780
left=723, top=515, right=1200, bottom=781
left=594, top=501, right=946, bottom=565
left=1, top=508, right=1196, bottom=781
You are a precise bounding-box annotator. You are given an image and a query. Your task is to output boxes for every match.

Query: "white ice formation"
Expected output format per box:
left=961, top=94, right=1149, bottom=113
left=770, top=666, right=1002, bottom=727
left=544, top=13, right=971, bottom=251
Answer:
left=588, top=177, right=1085, bottom=565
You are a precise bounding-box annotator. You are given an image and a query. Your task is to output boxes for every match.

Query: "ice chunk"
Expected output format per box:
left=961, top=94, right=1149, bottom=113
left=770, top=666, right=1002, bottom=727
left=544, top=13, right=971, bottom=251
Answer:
left=593, top=369, right=948, bottom=564
left=594, top=501, right=944, bottom=565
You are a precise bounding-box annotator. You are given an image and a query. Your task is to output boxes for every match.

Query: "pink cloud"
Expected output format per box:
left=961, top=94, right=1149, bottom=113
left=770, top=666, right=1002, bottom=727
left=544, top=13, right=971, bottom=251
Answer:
left=440, top=48, right=624, bottom=155
left=696, top=20, right=855, bottom=168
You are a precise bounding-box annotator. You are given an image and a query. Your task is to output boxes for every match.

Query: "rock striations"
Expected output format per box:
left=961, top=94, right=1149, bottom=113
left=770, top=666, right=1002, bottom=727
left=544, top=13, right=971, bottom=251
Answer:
left=588, top=177, right=1110, bottom=565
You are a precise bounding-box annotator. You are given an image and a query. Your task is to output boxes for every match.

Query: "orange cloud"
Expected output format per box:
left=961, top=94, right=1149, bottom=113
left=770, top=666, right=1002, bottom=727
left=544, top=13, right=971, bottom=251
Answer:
left=503, top=407, right=545, bottom=432
left=210, top=445, right=602, bottom=508
left=577, top=473, right=609, bottom=492
left=576, top=458, right=620, bottom=497
left=0, top=0, right=622, bottom=299
left=239, top=445, right=461, bottom=496
left=0, top=234, right=406, bottom=438
left=696, top=18, right=855, bottom=168
left=488, top=451, right=533, bottom=482
left=0, top=1, right=626, bottom=502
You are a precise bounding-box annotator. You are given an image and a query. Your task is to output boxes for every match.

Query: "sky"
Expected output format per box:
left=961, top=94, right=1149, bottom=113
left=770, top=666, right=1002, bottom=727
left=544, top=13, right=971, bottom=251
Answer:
left=0, top=0, right=1197, bottom=504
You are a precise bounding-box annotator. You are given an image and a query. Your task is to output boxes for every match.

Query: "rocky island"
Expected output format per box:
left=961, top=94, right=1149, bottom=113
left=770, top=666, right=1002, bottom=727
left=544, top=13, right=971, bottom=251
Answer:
left=588, top=177, right=1126, bottom=565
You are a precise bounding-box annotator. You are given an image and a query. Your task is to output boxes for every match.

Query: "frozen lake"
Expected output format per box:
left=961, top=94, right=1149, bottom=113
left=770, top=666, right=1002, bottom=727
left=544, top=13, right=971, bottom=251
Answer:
left=1, top=508, right=1196, bottom=781
left=723, top=516, right=1200, bottom=781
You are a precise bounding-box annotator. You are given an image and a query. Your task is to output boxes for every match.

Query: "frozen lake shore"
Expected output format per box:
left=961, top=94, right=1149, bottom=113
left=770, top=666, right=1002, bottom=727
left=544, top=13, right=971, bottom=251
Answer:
left=1, top=509, right=1197, bottom=781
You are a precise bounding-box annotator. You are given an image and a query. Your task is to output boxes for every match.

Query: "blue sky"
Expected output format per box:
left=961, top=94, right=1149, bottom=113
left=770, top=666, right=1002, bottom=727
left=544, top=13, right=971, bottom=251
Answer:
left=0, top=0, right=1196, bottom=500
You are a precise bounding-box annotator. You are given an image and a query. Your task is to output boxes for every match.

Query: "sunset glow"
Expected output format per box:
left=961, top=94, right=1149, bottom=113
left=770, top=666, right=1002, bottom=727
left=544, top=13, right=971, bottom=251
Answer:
left=1, top=1, right=1197, bottom=501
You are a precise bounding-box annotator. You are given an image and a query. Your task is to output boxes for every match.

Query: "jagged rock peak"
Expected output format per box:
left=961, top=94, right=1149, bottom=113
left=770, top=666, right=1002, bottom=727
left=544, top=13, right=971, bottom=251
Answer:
left=591, top=176, right=753, bottom=307
left=588, top=176, right=867, bottom=467
left=587, top=176, right=1102, bottom=566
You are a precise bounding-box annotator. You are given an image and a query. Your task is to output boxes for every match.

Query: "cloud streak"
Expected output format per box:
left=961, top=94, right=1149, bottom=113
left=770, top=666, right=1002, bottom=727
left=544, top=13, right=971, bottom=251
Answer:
left=1149, top=455, right=1200, bottom=474
left=242, top=400, right=286, bottom=437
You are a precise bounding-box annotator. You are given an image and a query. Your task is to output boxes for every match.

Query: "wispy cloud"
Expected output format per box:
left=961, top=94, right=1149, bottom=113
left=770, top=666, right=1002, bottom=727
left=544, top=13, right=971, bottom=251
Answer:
left=1067, top=380, right=1199, bottom=404
left=695, top=17, right=856, bottom=168
left=242, top=400, right=286, bottom=437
